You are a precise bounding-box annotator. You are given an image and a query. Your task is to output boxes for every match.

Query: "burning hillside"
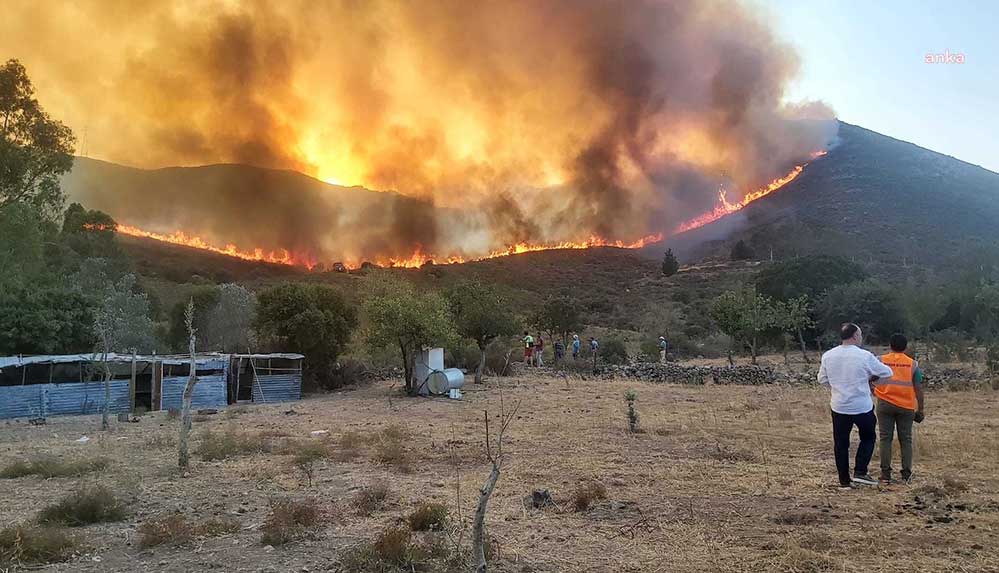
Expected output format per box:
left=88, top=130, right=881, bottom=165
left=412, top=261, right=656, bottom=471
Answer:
left=12, top=0, right=837, bottom=264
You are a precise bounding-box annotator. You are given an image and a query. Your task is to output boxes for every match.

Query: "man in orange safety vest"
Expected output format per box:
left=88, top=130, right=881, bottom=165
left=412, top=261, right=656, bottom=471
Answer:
left=875, top=333, right=925, bottom=484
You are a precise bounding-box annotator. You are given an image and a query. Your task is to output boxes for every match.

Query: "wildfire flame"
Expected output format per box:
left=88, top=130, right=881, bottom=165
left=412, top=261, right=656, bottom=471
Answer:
left=671, top=150, right=827, bottom=235
left=97, top=151, right=825, bottom=270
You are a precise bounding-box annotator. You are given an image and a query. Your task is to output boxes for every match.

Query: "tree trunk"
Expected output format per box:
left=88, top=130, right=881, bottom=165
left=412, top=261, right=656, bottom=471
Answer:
left=101, top=358, right=111, bottom=431
left=401, top=341, right=416, bottom=395
left=178, top=333, right=198, bottom=469
left=727, top=348, right=734, bottom=367
left=475, top=343, right=487, bottom=385
left=750, top=338, right=758, bottom=365
left=797, top=329, right=811, bottom=364
left=472, top=463, right=501, bottom=573
left=781, top=335, right=789, bottom=366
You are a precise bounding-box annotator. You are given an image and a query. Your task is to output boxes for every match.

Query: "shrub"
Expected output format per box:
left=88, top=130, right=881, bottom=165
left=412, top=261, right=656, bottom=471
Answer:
left=372, top=425, right=409, bottom=470
left=334, top=430, right=365, bottom=462
left=37, top=485, right=127, bottom=526
left=354, top=483, right=390, bottom=516
left=197, top=428, right=267, bottom=461
left=138, top=514, right=193, bottom=548
left=624, top=389, right=640, bottom=433
left=0, top=525, right=79, bottom=565
left=260, top=499, right=321, bottom=546
left=987, top=343, right=999, bottom=373
left=341, top=526, right=431, bottom=572
left=601, top=339, right=628, bottom=365
left=0, top=457, right=110, bottom=479
left=407, top=502, right=448, bottom=531
left=571, top=482, right=607, bottom=512
left=139, top=514, right=241, bottom=548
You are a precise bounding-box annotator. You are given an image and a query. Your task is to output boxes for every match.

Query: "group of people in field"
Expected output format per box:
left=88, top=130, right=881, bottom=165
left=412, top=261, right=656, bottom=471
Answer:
left=818, top=323, right=926, bottom=488
left=521, top=333, right=671, bottom=367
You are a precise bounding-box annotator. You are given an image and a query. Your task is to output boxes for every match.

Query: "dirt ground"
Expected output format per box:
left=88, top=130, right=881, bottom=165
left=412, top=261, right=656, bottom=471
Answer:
left=2, top=369, right=999, bottom=572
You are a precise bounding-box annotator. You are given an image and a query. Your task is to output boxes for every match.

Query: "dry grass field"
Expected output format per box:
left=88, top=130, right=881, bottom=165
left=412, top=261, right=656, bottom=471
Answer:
left=2, top=369, right=998, bottom=572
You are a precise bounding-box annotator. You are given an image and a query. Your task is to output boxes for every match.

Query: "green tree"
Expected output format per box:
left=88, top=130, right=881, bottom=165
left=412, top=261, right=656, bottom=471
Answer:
left=255, top=283, right=357, bottom=390
left=532, top=296, right=583, bottom=346
left=755, top=255, right=868, bottom=301
left=59, top=203, right=124, bottom=263
left=730, top=240, right=755, bottom=261
left=974, top=282, right=999, bottom=340
left=0, top=283, right=94, bottom=354
left=445, top=280, right=519, bottom=384
left=901, top=283, right=947, bottom=338
left=167, top=286, right=220, bottom=351
left=0, top=202, right=45, bottom=284
left=205, top=283, right=257, bottom=352
left=601, top=338, right=629, bottom=365
left=92, top=273, right=156, bottom=429
left=709, top=289, right=778, bottom=365
left=817, top=279, right=908, bottom=344
left=0, top=59, right=76, bottom=218
left=661, top=249, right=680, bottom=277
left=365, top=277, right=458, bottom=395
left=775, top=295, right=815, bottom=363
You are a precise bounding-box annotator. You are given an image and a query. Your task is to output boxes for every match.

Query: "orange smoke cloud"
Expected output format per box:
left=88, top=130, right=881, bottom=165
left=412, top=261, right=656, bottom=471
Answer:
left=1, top=0, right=837, bottom=264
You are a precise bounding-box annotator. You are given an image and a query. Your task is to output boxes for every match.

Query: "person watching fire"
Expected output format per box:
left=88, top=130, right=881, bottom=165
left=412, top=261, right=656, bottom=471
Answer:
left=875, top=333, right=925, bottom=484
left=818, top=323, right=894, bottom=490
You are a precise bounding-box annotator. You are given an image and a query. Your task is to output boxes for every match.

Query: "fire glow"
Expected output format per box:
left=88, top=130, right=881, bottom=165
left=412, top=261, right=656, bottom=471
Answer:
left=671, top=151, right=827, bottom=235
left=104, top=153, right=826, bottom=270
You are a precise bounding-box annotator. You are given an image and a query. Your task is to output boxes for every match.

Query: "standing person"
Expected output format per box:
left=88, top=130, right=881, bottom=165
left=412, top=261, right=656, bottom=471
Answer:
left=571, top=334, right=581, bottom=360
left=535, top=334, right=545, bottom=367
left=658, top=336, right=669, bottom=364
left=554, top=338, right=565, bottom=362
left=818, top=323, right=894, bottom=490
left=522, top=331, right=534, bottom=366
left=589, top=337, right=599, bottom=373
left=876, top=334, right=925, bottom=484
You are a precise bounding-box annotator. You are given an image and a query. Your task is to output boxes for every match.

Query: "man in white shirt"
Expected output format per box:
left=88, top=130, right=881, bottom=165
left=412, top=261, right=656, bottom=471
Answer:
left=818, top=323, right=894, bottom=489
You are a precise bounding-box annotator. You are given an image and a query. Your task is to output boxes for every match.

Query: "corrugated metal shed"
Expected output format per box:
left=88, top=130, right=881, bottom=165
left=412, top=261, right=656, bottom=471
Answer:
left=160, top=375, right=227, bottom=410
left=0, top=381, right=130, bottom=419
left=252, top=374, right=302, bottom=403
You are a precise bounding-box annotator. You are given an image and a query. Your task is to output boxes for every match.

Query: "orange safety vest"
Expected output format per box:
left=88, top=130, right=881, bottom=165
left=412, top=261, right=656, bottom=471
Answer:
left=876, top=352, right=917, bottom=410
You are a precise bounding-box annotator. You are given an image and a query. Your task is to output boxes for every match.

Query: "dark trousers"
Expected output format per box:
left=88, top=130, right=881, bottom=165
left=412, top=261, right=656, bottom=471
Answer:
left=831, top=409, right=877, bottom=485
left=876, top=400, right=915, bottom=479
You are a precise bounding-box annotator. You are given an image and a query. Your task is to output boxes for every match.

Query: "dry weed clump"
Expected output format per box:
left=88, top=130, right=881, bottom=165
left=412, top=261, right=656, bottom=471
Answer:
left=0, top=524, right=79, bottom=566
left=407, top=502, right=448, bottom=531
left=260, top=499, right=321, bottom=546
left=0, top=457, right=110, bottom=479
left=197, top=428, right=269, bottom=461
left=165, top=409, right=180, bottom=420
left=144, top=434, right=176, bottom=450
left=340, top=526, right=430, bottom=573
left=333, top=429, right=365, bottom=462
left=37, top=485, right=127, bottom=526
left=139, top=514, right=241, bottom=548
left=372, top=424, right=410, bottom=470
left=572, top=481, right=608, bottom=512
left=772, top=509, right=823, bottom=526
left=354, top=483, right=390, bottom=516
left=771, top=541, right=840, bottom=572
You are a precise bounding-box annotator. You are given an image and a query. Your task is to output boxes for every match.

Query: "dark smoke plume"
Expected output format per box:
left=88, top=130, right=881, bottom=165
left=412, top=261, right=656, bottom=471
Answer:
left=2, top=0, right=837, bottom=263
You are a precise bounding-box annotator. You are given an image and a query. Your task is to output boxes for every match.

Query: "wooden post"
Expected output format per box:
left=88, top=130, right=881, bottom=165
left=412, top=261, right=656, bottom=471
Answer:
left=129, top=352, right=137, bottom=412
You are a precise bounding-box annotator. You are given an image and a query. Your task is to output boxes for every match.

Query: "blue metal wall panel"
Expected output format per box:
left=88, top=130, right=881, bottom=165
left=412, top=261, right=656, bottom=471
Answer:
left=48, top=381, right=130, bottom=416
left=0, top=385, right=45, bottom=419
left=160, top=375, right=227, bottom=411
left=252, top=374, right=302, bottom=403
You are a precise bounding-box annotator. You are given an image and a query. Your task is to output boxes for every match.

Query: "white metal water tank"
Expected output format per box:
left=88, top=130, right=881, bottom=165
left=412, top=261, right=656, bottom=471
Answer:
left=426, top=368, right=465, bottom=395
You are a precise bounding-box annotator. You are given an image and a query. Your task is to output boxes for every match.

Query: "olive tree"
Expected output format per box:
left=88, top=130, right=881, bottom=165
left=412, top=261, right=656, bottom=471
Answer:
left=365, top=276, right=458, bottom=395
left=445, top=280, right=519, bottom=384
left=709, top=288, right=778, bottom=365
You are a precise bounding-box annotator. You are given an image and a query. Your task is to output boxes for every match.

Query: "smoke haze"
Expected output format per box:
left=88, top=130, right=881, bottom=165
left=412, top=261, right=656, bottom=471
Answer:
left=2, top=0, right=837, bottom=264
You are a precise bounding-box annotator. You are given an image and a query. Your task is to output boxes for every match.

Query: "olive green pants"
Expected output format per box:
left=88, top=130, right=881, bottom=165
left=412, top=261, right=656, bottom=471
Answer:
left=876, top=399, right=915, bottom=479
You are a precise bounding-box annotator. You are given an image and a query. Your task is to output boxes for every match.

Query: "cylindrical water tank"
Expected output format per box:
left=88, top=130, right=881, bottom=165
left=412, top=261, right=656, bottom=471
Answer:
left=426, top=368, right=465, bottom=394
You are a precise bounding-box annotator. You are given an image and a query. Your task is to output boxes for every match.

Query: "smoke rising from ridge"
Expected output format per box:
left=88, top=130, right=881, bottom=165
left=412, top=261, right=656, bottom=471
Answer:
left=2, top=0, right=837, bottom=264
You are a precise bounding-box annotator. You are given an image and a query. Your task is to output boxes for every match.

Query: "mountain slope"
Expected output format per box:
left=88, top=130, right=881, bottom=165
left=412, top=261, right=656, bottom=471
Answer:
left=657, top=121, right=999, bottom=267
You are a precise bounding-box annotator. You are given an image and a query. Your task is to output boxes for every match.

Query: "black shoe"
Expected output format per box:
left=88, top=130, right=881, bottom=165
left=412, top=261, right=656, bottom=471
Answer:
left=879, top=474, right=892, bottom=485
left=901, top=471, right=913, bottom=484
left=852, top=473, right=878, bottom=486
left=838, top=482, right=857, bottom=491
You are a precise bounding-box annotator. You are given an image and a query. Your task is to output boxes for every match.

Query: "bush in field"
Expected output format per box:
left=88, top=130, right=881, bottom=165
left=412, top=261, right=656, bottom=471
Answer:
left=354, top=483, right=390, bottom=516
left=730, top=240, right=755, bottom=261
left=37, top=485, right=126, bottom=526
left=601, top=339, right=629, bottom=365
left=572, top=482, right=607, bottom=512
left=138, top=514, right=240, bottom=548
left=407, top=502, right=448, bottom=531
left=197, top=428, right=269, bottom=461
left=624, top=389, right=639, bottom=433
left=255, top=283, right=358, bottom=391
left=0, top=524, right=79, bottom=566
left=0, top=457, right=109, bottom=479
left=260, top=499, right=321, bottom=546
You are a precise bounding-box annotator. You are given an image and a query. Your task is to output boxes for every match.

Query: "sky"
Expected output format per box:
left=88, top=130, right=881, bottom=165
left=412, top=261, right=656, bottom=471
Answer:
left=764, top=0, right=998, bottom=172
